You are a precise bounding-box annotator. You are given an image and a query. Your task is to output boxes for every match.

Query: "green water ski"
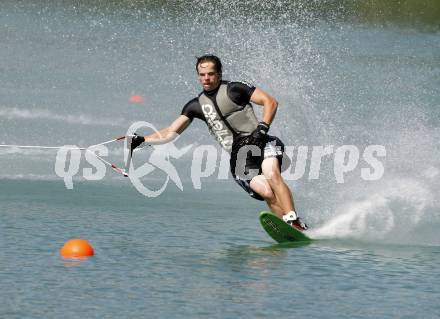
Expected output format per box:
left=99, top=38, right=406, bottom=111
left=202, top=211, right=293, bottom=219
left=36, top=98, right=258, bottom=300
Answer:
left=259, top=211, right=312, bottom=243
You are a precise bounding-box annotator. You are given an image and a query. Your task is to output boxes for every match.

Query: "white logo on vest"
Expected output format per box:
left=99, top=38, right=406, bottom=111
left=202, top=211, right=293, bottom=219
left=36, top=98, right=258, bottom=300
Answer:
left=201, top=103, right=233, bottom=151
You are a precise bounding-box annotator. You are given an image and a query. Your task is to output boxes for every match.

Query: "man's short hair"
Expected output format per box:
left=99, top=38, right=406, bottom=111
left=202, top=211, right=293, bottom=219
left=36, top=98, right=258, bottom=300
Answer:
left=195, top=55, right=222, bottom=76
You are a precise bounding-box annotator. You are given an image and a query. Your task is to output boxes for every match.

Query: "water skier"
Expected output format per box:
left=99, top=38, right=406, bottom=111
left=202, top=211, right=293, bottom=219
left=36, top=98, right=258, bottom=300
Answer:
left=131, top=55, right=307, bottom=230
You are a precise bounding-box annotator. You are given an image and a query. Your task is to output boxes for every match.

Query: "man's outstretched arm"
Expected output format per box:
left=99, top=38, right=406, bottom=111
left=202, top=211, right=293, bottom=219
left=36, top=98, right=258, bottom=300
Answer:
left=131, top=115, right=192, bottom=149
left=145, top=115, right=191, bottom=144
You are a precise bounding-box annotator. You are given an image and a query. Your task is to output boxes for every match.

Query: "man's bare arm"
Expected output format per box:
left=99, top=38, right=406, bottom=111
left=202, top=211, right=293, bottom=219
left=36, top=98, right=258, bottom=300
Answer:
left=250, top=87, right=278, bottom=124
left=143, top=115, right=192, bottom=144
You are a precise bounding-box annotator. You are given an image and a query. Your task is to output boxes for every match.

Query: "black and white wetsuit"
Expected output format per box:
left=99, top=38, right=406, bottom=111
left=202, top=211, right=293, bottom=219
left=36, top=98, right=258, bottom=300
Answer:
left=181, top=80, right=285, bottom=201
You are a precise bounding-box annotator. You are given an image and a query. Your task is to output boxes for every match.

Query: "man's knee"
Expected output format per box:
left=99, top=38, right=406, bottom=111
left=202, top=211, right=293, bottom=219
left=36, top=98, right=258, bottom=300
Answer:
left=250, top=177, right=275, bottom=200
left=259, top=188, right=275, bottom=201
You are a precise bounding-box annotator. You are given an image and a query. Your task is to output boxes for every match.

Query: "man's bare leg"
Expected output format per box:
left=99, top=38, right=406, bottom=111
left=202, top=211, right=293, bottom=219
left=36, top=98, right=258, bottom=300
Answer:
left=250, top=158, right=297, bottom=219
left=261, top=158, right=296, bottom=214
left=250, top=175, right=283, bottom=216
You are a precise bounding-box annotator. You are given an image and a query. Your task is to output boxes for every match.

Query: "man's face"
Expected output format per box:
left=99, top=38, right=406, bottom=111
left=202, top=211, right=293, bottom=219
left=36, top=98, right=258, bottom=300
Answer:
left=197, top=61, right=221, bottom=91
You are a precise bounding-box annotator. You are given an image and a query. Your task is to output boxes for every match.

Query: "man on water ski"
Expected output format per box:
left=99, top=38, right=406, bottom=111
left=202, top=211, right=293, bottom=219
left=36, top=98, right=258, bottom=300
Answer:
left=131, top=55, right=307, bottom=230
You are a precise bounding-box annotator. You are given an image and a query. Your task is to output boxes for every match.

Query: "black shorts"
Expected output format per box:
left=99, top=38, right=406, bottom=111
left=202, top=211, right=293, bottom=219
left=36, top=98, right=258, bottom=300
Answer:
left=230, top=135, right=285, bottom=201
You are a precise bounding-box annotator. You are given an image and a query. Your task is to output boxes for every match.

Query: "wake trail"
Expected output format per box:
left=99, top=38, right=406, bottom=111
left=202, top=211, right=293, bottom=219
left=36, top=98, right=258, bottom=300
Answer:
left=307, top=178, right=436, bottom=245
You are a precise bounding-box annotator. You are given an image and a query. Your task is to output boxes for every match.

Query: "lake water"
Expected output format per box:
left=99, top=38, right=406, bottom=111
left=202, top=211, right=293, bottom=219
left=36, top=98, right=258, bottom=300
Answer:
left=1, top=1, right=440, bottom=318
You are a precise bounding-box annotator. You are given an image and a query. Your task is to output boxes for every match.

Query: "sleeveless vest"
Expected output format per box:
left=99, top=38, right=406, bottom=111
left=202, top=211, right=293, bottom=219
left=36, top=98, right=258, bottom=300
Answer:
left=199, top=83, right=259, bottom=152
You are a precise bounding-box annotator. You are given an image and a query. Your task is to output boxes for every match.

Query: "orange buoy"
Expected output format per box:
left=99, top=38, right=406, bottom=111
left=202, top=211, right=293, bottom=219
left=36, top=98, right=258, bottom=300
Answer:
left=129, top=95, right=145, bottom=104
left=60, top=239, right=94, bottom=258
